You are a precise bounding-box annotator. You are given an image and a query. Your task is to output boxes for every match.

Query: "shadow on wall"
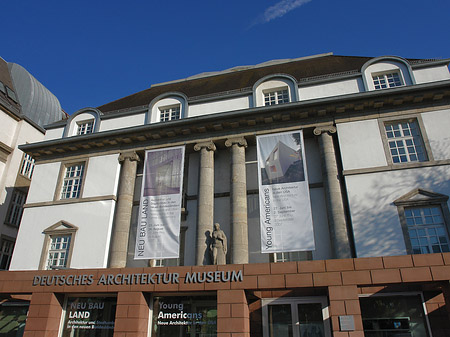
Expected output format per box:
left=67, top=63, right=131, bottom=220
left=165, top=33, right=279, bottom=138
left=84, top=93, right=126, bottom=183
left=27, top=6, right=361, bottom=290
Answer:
left=350, top=165, right=450, bottom=257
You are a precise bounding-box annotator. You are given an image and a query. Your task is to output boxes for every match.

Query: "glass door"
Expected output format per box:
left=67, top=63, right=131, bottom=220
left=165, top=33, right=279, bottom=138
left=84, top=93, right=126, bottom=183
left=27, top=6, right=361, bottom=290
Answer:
left=262, top=297, right=331, bottom=337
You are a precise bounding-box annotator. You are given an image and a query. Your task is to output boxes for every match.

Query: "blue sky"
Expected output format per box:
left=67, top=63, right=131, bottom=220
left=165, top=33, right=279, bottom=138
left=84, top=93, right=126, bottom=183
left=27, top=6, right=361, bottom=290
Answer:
left=2, top=0, right=450, bottom=114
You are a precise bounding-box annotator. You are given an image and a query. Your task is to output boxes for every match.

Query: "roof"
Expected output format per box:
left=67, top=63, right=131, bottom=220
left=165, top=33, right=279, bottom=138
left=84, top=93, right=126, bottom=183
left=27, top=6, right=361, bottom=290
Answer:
left=8, top=62, right=65, bottom=127
left=0, top=57, right=21, bottom=115
left=95, top=54, right=447, bottom=115
left=97, top=54, right=375, bottom=113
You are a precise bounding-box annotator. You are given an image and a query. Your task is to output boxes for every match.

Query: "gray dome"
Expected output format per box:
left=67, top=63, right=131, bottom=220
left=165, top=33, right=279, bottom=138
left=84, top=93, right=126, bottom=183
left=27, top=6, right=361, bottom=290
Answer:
left=8, top=62, right=64, bottom=127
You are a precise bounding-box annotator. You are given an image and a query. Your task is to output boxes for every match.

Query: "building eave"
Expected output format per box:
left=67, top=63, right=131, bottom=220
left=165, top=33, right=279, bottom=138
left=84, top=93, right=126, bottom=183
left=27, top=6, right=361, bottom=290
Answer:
left=20, top=79, right=450, bottom=161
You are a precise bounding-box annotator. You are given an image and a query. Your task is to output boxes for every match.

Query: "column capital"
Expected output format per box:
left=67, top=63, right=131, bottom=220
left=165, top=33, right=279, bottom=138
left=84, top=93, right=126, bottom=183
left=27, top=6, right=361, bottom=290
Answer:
left=194, top=141, right=216, bottom=152
left=313, top=125, right=337, bottom=136
left=119, top=151, right=140, bottom=163
left=225, top=137, right=247, bottom=148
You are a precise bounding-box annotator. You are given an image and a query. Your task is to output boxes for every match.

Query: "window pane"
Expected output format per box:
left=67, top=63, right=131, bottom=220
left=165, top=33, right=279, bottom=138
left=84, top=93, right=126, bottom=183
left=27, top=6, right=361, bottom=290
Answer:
left=405, top=206, right=450, bottom=255
left=384, top=120, right=427, bottom=164
left=268, top=304, right=293, bottom=337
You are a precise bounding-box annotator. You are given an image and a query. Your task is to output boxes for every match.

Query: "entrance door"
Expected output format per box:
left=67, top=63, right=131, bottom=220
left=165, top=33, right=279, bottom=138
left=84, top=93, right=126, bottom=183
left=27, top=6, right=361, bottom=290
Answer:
left=262, top=297, right=331, bottom=337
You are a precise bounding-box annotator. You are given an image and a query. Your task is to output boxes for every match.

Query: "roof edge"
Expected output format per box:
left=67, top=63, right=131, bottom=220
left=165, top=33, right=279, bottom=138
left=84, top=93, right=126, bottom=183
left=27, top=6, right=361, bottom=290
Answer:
left=151, top=52, right=334, bottom=88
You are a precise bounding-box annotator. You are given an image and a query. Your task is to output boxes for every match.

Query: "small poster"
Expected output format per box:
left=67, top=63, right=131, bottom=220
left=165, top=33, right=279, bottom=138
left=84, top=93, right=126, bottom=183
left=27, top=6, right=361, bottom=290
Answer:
left=152, top=296, right=216, bottom=336
left=62, top=297, right=116, bottom=337
left=257, top=130, right=315, bottom=253
left=135, top=146, right=185, bottom=259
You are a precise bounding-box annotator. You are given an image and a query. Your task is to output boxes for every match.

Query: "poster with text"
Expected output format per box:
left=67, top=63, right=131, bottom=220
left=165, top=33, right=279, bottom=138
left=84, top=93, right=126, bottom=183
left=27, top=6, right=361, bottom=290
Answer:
left=134, top=146, right=185, bottom=259
left=257, top=130, right=315, bottom=253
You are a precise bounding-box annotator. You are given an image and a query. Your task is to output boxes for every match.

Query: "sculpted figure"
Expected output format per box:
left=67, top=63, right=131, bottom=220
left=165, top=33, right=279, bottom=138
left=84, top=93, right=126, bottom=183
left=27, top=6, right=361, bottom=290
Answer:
left=211, top=223, right=227, bottom=265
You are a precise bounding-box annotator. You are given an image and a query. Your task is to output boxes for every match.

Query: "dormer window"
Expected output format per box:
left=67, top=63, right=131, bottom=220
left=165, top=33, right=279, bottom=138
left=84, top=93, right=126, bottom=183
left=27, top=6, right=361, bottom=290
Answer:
left=264, top=88, right=289, bottom=106
left=76, top=120, right=94, bottom=135
left=159, top=105, right=181, bottom=122
left=362, top=57, right=414, bottom=91
left=373, top=72, right=403, bottom=90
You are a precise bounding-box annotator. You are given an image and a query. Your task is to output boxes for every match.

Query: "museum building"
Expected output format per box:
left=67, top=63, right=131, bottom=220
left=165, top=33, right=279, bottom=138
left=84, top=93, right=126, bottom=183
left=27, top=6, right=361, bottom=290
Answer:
left=2, top=53, right=450, bottom=337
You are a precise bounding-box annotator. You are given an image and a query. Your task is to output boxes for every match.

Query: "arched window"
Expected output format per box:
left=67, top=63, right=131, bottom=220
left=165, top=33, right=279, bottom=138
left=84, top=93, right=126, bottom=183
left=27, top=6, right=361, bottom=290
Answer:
left=63, top=108, right=101, bottom=137
left=147, top=92, right=188, bottom=124
left=252, top=74, right=298, bottom=108
left=362, top=56, right=415, bottom=91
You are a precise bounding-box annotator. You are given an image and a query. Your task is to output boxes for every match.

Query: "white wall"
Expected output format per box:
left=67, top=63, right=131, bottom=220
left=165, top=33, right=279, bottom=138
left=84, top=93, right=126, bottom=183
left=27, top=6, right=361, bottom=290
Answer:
left=26, top=162, right=60, bottom=203
left=83, top=154, right=121, bottom=197
left=189, top=96, right=249, bottom=117
left=421, top=109, right=450, bottom=161
left=337, top=119, right=388, bottom=171
left=413, top=65, right=450, bottom=84
left=299, top=78, right=362, bottom=101
left=99, top=114, right=145, bottom=132
left=10, top=200, right=116, bottom=270
left=347, top=165, right=450, bottom=257
left=44, top=127, right=64, bottom=141
left=0, top=110, right=18, bottom=147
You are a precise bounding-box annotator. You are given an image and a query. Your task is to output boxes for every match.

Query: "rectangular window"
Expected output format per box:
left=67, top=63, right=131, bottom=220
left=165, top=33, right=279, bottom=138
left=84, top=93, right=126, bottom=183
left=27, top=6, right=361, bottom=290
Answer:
left=373, top=72, right=403, bottom=90
left=274, top=251, right=305, bottom=263
left=60, top=163, right=85, bottom=199
left=385, top=120, right=427, bottom=163
left=160, top=105, right=181, bottom=122
left=262, top=297, right=331, bottom=337
left=151, top=258, right=179, bottom=267
left=360, top=294, right=430, bottom=337
left=264, top=89, right=289, bottom=106
left=47, top=235, right=71, bottom=269
left=0, top=238, right=14, bottom=270
left=6, top=87, right=18, bottom=102
left=77, top=121, right=94, bottom=135
left=405, top=206, right=450, bottom=254
left=0, top=301, right=29, bottom=337
left=19, top=153, right=35, bottom=179
left=6, top=190, right=26, bottom=226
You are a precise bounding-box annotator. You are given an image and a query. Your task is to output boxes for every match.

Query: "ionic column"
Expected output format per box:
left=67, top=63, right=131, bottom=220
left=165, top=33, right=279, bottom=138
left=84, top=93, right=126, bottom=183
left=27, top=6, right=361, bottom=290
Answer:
left=225, top=137, right=249, bottom=264
left=109, top=151, right=140, bottom=268
left=194, top=141, right=216, bottom=265
left=314, top=126, right=352, bottom=259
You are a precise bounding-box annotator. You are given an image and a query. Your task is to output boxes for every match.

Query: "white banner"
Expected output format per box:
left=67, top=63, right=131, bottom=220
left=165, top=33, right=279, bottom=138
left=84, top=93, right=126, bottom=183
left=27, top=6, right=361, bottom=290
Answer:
left=135, top=146, right=185, bottom=259
left=257, top=130, right=315, bottom=253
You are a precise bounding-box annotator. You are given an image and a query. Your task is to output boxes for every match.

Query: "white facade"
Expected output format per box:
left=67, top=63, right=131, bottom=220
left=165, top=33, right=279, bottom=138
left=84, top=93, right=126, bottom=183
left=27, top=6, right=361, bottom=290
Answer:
left=10, top=53, right=450, bottom=272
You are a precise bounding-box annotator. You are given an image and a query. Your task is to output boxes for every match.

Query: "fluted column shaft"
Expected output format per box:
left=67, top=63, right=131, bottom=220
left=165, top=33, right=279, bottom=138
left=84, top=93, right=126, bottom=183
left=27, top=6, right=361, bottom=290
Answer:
left=314, top=126, right=352, bottom=258
left=226, top=137, right=249, bottom=264
left=194, top=141, right=216, bottom=265
left=109, top=151, right=140, bottom=268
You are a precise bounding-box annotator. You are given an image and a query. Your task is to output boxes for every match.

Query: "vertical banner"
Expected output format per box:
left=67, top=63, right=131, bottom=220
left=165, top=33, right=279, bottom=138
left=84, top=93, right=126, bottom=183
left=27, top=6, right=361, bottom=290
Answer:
left=257, top=130, right=315, bottom=253
left=135, top=146, right=185, bottom=259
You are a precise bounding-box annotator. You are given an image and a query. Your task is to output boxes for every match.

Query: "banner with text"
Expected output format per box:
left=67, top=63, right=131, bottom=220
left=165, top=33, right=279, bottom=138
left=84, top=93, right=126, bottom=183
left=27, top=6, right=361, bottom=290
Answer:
left=135, top=146, right=185, bottom=259
left=257, top=130, right=315, bottom=253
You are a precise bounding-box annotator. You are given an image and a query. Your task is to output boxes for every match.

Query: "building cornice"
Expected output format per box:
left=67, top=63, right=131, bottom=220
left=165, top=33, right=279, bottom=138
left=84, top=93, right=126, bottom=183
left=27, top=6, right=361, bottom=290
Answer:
left=20, top=80, right=450, bottom=161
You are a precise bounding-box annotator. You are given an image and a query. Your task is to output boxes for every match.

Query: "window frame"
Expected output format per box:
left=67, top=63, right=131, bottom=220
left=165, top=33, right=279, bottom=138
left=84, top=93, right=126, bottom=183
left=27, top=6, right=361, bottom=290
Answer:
left=263, top=87, right=290, bottom=106
left=0, top=236, right=15, bottom=270
left=19, top=153, right=35, bottom=179
left=39, top=221, right=78, bottom=270
left=358, top=292, right=433, bottom=337
left=76, top=120, right=94, bottom=135
left=272, top=251, right=312, bottom=263
left=394, top=188, right=450, bottom=255
left=378, top=115, right=433, bottom=167
left=159, top=104, right=181, bottom=122
left=261, top=296, right=331, bottom=337
left=5, top=189, right=27, bottom=227
left=372, top=71, right=404, bottom=90
left=54, top=160, right=88, bottom=201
